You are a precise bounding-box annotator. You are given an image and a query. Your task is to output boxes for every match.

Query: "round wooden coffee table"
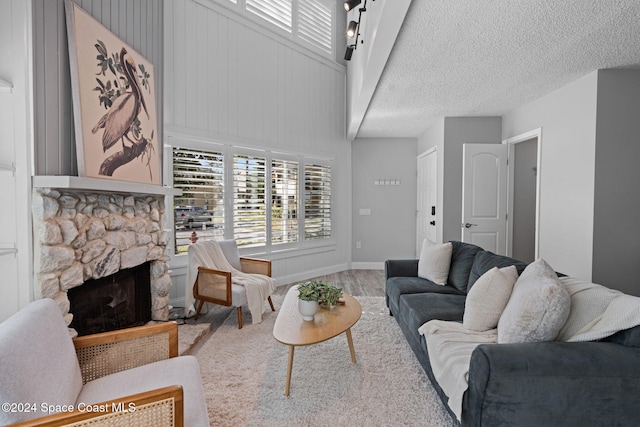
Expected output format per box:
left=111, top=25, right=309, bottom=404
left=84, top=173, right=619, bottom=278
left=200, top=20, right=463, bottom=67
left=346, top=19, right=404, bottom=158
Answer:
left=273, top=286, right=362, bottom=396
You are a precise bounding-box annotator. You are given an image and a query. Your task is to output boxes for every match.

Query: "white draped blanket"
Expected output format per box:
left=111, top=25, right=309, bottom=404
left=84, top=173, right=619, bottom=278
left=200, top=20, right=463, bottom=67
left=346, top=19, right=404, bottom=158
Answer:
left=185, top=241, right=276, bottom=324
left=418, top=320, right=497, bottom=421
left=557, top=276, right=640, bottom=342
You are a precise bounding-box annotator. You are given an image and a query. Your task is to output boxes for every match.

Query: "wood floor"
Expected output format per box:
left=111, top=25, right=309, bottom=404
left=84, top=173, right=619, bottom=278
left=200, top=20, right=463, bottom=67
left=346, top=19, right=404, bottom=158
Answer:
left=181, top=269, right=386, bottom=331
left=273, top=269, right=385, bottom=298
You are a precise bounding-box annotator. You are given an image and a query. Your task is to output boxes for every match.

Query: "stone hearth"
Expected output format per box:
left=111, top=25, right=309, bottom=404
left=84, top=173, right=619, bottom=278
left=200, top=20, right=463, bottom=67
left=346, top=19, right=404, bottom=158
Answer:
left=32, top=187, right=172, bottom=336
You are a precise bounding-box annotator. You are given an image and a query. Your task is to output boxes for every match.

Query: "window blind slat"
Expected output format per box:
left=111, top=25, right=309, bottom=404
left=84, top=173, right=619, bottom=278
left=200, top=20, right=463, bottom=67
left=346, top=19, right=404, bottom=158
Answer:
left=304, top=163, right=331, bottom=240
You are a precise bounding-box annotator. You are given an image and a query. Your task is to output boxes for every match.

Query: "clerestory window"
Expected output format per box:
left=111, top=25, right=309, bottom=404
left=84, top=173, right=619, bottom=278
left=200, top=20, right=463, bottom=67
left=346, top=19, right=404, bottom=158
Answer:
left=217, top=0, right=334, bottom=57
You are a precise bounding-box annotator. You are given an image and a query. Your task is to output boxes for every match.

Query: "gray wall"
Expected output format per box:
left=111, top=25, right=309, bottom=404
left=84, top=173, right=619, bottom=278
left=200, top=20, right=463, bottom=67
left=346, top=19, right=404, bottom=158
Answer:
left=592, top=69, right=640, bottom=296
left=442, top=117, right=503, bottom=243
left=32, top=0, right=163, bottom=176
left=351, top=138, right=417, bottom=264
left=419, top=117, right=502, bottom=244
left=503, top=72, right=598, bottom=281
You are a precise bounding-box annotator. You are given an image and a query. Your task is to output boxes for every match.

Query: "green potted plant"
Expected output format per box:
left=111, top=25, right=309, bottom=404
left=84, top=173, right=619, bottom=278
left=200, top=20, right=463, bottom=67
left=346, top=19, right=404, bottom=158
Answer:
left=319, top=282, right=343, bottom=307
left=296, top=281, right=343, bottom=320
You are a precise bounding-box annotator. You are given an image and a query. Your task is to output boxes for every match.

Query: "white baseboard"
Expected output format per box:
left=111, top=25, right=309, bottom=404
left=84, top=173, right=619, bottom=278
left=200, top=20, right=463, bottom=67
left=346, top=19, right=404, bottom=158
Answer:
left=350, top=262, right=384, bottom=270
left=275, top=263, right=350, bottom=286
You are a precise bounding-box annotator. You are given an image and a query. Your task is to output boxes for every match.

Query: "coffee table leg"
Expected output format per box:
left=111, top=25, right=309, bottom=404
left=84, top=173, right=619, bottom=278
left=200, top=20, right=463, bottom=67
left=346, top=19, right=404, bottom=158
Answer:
left=346, top=328, right=356, bottom=363
left=285, top=345, right=295, bottom=396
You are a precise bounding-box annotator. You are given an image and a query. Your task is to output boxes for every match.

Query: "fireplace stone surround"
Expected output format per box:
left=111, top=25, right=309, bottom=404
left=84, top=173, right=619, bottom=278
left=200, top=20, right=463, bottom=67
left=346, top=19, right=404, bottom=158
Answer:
left=32, top=179, right=176, bottom=337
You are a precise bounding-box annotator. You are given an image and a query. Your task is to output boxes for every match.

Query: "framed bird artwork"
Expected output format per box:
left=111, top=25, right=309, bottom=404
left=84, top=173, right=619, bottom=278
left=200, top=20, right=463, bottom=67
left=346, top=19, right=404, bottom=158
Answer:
left=65, top=0, right=161, bottom=185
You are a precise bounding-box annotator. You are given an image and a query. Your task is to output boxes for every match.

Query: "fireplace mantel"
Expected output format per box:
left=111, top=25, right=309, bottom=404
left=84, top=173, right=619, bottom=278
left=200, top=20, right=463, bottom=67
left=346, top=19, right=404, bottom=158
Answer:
left=33, top=175, right=182, bottom=196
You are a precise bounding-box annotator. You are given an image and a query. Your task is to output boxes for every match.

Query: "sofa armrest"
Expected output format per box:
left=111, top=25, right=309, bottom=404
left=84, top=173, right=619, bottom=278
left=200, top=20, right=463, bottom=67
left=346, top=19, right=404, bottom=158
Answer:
left=384, top=259, right=419, bottom=279
left=9, top=385, right=184, bottom=427
left=73, top=322, right=178, bottom=383
left=240, top=257, right=272, bottom=276
left=464, top=341, right=640, bottom=426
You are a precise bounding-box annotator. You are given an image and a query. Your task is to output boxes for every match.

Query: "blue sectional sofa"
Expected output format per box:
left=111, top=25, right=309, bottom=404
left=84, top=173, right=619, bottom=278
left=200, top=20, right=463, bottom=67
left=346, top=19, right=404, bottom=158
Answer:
left=385, top=241, right=640, bottom=426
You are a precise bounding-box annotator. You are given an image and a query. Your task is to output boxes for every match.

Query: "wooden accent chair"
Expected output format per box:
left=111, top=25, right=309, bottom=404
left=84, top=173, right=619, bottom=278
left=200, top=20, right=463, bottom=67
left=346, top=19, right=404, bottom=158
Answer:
left=191, top=239, right=275, bottom=328
left=0, top=299, right=209, bottom=427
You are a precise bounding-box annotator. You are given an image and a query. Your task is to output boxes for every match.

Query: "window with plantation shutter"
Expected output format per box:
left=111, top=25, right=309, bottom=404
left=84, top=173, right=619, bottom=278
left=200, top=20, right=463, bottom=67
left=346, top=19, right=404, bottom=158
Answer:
left=233, top=154, right=267, bottom=247
left=298, top=0, right=332, bottom=54
left=172, top=143, right=332, bottom=254
left=304, top=163, right=331, bottom=240
left=271, top=158, right=298, bottom=244
left=246, top=0, right=292, bottom=32
left=173, top=147, right=225, bottom=254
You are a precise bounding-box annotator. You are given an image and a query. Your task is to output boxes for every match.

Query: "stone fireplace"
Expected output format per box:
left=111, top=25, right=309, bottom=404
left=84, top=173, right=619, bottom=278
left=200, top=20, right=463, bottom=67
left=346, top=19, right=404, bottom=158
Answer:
left=32, top=177, right=176, bottom=337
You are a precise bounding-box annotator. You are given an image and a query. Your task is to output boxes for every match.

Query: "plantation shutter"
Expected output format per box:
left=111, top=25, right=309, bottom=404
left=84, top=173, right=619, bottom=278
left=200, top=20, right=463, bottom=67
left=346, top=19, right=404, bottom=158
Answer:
left=271, top=158, right=299, bottom=244
left=172, top=147, right=225, bottom=254
left=233, top=154, right=267, bottom=247
left=298, top=0, right=332, bottom=54
left=246, top=0, right=292, bottom=32
left=304, top=163, right=331, bottom=240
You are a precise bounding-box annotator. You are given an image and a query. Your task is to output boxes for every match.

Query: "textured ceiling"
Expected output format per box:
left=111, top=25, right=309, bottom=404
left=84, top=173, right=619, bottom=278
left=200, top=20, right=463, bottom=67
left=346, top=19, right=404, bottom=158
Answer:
left=356, top=0, right=640, bottom=138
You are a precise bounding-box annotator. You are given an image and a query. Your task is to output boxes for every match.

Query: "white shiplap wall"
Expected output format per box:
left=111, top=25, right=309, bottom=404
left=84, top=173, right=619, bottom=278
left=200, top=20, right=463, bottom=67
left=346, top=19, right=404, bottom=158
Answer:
left=164, top=0, right=351, bottom=306
left=32, top=0, right=163, bottom=176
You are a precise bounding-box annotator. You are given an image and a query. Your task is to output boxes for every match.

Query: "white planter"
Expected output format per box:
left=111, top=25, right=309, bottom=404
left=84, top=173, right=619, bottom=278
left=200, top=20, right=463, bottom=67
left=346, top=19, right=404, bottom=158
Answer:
left=298, top=299, right=319, bottom=321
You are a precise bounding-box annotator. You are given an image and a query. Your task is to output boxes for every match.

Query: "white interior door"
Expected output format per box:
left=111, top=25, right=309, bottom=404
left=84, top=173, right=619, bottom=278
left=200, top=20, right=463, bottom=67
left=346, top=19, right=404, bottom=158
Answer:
left=417, top=149, right=437, bottom=256
left=461, top=143, right=508, bottom=254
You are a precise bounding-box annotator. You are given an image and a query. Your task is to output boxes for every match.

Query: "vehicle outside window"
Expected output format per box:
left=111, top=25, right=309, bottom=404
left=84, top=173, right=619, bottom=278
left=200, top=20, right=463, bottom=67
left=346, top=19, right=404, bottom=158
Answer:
left=175, top=206, right=214, bottom=229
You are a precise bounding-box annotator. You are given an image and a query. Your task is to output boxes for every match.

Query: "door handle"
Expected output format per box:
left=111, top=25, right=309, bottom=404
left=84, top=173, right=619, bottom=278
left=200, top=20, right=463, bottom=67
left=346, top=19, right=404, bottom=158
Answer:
left=462, top=223, right=478, bottom=228
left=429, top=221, right=435, bottom=226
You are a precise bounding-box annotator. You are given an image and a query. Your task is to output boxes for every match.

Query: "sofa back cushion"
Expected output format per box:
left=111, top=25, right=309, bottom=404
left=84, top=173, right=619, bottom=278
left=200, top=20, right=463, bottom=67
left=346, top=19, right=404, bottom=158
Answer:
left=0, top=299, right=83, bottom=424
left=467, top=250, right=527, bottom=291
left=448, top=241, right=483, bottom=294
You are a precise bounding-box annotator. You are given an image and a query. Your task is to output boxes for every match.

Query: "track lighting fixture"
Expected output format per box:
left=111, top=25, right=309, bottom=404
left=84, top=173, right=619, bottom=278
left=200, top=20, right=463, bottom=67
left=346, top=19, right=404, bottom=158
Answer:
left=346, top=20, right=358, bottom=38
left=343, top=0, right=374, bottom=61
left=344, top=45, right=355, bottom=60
left=343, top=0, right=361, bottom=12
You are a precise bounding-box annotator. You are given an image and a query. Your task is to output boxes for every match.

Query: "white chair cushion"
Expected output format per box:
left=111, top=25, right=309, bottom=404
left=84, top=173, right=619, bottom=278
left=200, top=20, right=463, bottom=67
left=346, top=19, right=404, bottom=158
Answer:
left=77, top=356, right=209, bottom=427
left=0, top=299, right=83, bottom=424
left=231, top=283, right=248, bottom=307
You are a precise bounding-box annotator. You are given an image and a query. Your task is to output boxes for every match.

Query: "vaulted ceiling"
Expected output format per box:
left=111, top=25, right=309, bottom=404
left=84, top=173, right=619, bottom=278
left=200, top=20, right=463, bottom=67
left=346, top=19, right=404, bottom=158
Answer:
left=353, top=0, right=640, bottom=138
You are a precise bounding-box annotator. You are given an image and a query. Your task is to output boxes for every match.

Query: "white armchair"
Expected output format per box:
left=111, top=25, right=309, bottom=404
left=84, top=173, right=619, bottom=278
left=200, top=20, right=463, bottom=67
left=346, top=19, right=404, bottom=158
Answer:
left=0, top=299, right=209, bottom=427
left=189, top=239, right=275, bottom=328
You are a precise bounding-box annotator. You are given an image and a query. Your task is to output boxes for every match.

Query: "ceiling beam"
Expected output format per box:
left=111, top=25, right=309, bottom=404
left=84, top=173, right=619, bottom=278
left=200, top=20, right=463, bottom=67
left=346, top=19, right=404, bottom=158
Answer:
left=345, top=0, right=411, bottom=141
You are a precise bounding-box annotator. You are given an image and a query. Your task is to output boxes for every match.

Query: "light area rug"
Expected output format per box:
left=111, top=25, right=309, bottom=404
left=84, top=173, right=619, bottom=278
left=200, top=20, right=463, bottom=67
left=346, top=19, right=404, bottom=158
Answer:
left=194, top=296, right=456, bottom=427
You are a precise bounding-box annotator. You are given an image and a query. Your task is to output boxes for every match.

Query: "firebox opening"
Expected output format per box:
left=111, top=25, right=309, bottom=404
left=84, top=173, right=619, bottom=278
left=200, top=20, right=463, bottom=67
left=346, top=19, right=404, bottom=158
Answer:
left=68, top=261, right=152, bottom=336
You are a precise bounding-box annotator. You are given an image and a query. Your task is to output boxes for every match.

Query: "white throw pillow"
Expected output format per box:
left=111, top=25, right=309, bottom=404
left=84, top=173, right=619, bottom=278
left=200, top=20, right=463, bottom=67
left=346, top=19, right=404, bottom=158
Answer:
left=497, top=258, right=571, bottom=343
left=417, top=240, right=452, bottom=286
left=463, top=265, right=519, bottom=332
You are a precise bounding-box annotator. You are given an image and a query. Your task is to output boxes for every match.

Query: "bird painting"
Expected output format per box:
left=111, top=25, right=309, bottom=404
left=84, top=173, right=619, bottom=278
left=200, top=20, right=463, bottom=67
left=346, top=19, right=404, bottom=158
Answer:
left=91, top=47, right=149, bottom=152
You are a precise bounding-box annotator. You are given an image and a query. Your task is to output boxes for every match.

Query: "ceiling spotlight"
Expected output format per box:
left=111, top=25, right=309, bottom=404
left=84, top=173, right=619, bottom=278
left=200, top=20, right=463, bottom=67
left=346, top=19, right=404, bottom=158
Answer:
left=344, top=0, right=361, bottom=12
left=344, top=45, right=355, bottom=61
left=346, top=21, right=358, bottom=38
